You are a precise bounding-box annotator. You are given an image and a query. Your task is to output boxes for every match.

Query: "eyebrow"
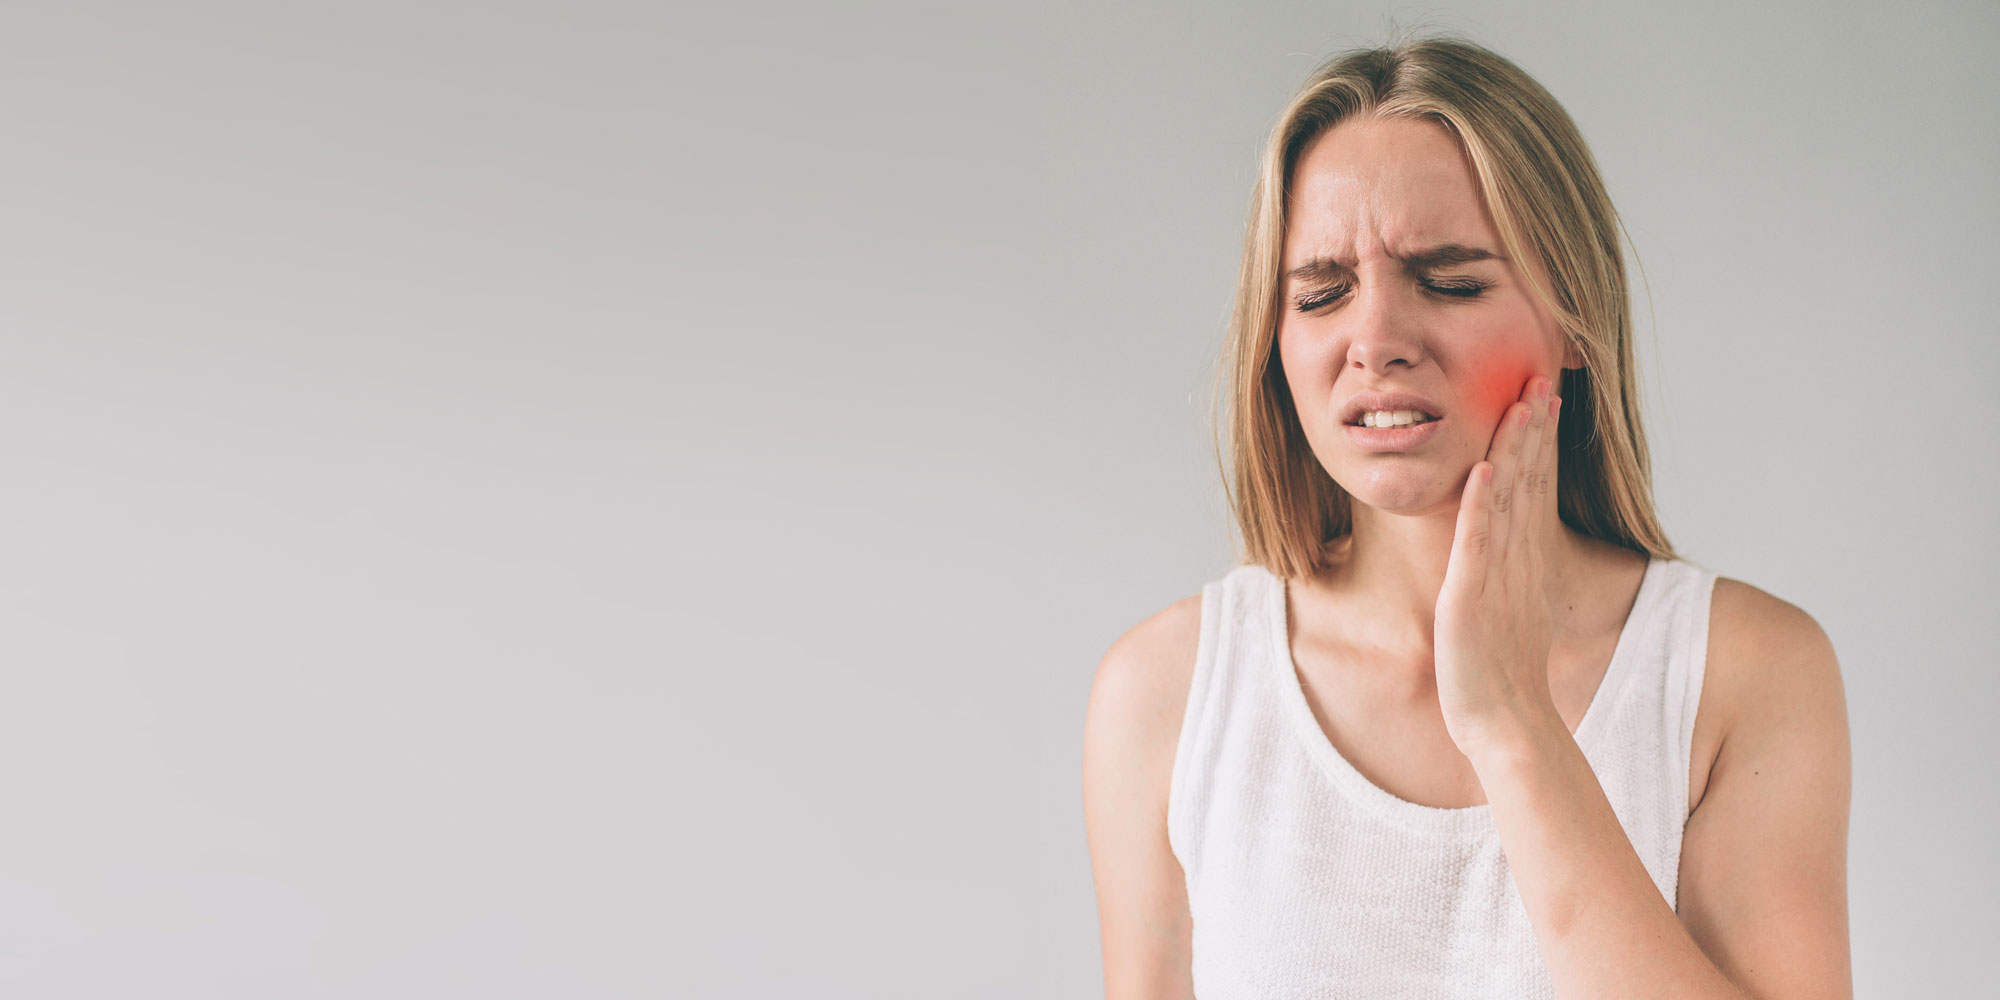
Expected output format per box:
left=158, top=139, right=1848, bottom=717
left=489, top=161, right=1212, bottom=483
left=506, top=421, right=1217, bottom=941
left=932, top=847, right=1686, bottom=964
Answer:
left=1285, top=243, right=1506, bottom=283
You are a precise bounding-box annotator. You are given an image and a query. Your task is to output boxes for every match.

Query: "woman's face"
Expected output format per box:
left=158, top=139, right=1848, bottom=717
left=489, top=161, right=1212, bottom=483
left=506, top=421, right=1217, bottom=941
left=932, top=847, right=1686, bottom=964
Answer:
left=1277, top=115, right=1578, bottom=517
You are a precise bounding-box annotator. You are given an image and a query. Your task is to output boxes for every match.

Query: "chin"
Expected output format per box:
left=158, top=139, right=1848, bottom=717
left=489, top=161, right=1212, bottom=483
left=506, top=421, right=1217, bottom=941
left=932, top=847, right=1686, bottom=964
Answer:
left=1339, top=469, right=1463, bottom=514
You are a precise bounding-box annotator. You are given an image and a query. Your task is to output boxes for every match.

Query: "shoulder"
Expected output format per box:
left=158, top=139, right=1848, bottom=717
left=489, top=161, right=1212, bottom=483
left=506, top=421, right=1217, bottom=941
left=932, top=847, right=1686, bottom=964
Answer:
left=1704, top=575, right=1846, bottom=734
left=1707, top=575, right=1834, bottom=660
left=1696, top=574, right=1850, bottom=808
left=1085, top=590, right=1208, bottom=780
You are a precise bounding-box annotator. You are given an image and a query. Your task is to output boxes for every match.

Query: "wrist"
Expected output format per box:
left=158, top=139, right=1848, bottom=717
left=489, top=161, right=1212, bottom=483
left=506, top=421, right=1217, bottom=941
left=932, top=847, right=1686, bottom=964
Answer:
left=1458, top=710, right=1572, bottom=773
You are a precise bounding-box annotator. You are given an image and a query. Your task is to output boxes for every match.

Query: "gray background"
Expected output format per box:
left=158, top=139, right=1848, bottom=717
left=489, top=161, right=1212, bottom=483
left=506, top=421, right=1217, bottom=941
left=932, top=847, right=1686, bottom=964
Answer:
left=0, top=0, right=1991, bottom=996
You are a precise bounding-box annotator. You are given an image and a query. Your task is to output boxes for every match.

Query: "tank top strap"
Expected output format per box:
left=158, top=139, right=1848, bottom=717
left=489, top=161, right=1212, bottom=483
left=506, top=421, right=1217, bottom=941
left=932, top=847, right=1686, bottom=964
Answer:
left=1576, top=555, right=1719, bottom=908
left=1659, top=557, right=1720, bottom=829
left=1167, top=564, right=1280, bottom=891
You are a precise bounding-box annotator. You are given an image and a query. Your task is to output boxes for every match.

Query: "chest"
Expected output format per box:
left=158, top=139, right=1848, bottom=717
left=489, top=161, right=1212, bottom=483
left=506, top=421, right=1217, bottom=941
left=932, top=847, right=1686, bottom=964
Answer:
left=1289, top=638, right=1623, bottom=811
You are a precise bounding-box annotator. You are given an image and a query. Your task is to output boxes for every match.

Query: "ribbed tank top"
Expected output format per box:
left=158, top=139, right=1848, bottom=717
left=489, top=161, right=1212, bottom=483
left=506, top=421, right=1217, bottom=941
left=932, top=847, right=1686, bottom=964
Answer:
left=1168, top=555, right=1717, bottom=998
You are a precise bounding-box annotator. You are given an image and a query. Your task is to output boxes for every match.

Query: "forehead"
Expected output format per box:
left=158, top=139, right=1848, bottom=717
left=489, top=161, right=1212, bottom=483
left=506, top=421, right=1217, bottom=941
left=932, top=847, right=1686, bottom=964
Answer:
left=1283, top=116, right=1501, bottom=263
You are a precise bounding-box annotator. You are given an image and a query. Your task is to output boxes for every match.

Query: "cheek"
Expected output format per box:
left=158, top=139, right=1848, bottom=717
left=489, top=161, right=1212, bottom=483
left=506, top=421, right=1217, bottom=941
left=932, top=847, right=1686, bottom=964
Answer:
left=1453, top=293, right=1564, bottom=426
left=1462, top=350, right=1544, bottom=433
left=1278, top=329, right=1332, bottom=408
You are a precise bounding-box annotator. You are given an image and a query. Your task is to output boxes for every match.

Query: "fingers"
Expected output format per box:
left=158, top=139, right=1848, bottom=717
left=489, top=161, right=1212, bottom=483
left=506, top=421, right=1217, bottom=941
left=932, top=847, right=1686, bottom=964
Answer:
left=1481, top=389, right=1533, bottom=565
left=1450, top=459, right=1495, bottom=588
left=1510, top=377, right=1557, bottom=581
left=1482, top=376, right=1559, bottom=579
left=1534, top=391, right=1560, bottom=502
left=1515, top=378, right=1550, bottom=494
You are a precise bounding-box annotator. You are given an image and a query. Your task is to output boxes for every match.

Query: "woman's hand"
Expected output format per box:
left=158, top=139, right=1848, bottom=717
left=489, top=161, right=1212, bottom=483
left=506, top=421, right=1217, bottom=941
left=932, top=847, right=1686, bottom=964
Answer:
left=1435, top=375, right=1565, bottom=762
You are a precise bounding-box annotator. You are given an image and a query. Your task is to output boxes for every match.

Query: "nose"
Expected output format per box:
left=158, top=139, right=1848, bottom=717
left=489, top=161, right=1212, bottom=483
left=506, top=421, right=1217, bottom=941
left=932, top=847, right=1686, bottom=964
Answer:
left=1343, top=278, right=1427, bottom=374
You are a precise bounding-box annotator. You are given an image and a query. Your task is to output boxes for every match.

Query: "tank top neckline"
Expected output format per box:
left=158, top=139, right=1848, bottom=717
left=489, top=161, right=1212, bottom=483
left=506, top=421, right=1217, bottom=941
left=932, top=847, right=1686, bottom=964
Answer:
left=1263, top=555, right=1668, bottom=839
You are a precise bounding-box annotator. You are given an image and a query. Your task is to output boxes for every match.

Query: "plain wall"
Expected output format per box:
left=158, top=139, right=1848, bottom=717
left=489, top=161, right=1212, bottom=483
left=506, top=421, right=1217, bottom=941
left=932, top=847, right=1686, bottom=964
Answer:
left=0, top=0, right=1993, bottom=996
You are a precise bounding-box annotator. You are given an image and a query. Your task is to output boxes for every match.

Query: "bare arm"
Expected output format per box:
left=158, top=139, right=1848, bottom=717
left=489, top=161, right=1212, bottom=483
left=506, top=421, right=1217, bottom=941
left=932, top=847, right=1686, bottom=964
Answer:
left=1675, top=581, right=1853, bottom=998
left=1082, top=596, right=1201, bottom=1000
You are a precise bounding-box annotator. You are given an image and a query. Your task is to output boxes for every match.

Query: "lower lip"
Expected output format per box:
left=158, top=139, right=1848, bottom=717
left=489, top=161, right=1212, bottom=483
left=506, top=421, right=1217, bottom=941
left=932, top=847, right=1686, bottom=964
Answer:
left=1344, top=417, right=1444, bottom=450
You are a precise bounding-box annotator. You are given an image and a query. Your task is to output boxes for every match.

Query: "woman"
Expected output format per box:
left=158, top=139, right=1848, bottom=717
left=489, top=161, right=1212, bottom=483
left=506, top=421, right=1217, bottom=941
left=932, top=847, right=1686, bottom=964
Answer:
left=1082, top=36, right=1851, bottom=999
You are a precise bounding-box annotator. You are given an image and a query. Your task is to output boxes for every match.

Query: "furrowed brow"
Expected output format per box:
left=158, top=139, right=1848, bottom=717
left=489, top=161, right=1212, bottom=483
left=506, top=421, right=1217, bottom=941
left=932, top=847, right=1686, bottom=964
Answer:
left=1403, top=244, right=1505, bottom=269
left=1285, top=243, right=1506, bottom=282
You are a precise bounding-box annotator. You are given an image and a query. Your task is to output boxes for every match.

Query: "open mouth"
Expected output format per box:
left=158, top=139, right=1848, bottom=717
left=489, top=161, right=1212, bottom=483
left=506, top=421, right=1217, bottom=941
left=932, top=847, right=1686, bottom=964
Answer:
left=1343, top=412, right=1446, bottom=450
left=1346, top=411, right=1441, bottom=429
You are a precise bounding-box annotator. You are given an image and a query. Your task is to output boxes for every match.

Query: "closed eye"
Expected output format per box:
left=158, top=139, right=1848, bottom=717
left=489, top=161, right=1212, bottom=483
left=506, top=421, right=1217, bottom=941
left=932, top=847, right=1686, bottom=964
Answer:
left=1292, top=285, right=1350, bottom=312
left=1291, top=278, right=1492, bottom=313
left=1425, top=279, right=1490, bottom=298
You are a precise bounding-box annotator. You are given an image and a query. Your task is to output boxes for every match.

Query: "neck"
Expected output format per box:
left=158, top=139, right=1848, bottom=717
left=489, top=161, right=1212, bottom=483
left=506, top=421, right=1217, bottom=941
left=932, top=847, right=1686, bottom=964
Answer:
left=1308, top=485, right=1593, bottom=664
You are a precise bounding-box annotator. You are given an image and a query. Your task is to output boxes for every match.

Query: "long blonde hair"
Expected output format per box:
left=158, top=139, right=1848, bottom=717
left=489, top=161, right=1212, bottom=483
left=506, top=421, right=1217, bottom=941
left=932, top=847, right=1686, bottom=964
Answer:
left=1213, top=34, right=1676, bottom=581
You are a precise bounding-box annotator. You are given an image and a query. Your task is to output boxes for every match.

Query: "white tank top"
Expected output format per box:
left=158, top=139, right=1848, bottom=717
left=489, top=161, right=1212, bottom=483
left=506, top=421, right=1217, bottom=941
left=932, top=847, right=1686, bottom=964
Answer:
left=1168, top=555, right=1717, bottom=998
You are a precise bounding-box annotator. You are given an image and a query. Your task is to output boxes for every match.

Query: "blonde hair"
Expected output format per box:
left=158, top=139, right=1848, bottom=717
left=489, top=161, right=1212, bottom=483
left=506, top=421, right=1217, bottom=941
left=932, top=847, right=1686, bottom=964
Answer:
left=1213, top=33, right=1676, bottom=581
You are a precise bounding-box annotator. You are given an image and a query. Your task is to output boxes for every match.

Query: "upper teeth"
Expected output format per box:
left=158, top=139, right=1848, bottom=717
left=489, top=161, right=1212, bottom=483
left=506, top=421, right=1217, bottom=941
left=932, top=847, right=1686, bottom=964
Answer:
left=1358, top=410, right=1436, bottom=428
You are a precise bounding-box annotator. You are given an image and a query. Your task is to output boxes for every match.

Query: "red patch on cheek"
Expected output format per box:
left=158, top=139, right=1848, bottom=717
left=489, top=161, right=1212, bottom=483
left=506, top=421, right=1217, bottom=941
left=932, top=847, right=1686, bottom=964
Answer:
left=1469, top=363, right=1542, bottom=433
